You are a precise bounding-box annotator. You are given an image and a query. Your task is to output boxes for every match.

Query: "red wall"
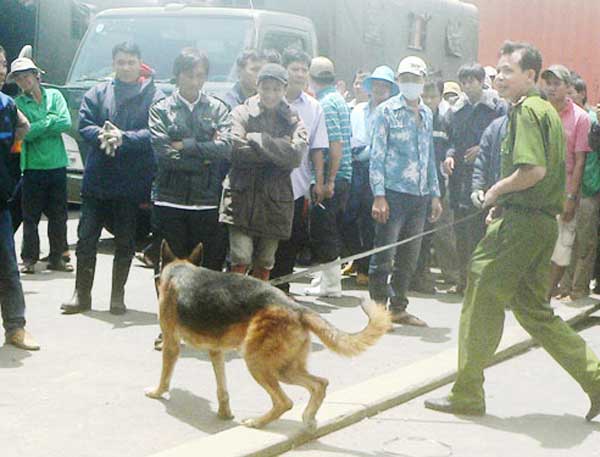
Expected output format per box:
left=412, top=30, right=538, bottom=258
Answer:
left=467, top=0, right=600, bottom=104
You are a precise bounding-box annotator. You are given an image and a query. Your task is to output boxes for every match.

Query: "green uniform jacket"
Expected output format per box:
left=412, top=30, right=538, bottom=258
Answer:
left=15, top=86, right=71, bottom=171
left=499, top=91, right=565, bottom=215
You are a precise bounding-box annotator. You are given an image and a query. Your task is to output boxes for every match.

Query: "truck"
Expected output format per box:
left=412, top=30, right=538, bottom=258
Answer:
left=50, top=0, right=479, bottom=202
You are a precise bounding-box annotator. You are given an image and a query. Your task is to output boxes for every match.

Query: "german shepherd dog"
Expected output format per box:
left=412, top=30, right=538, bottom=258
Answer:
left=145, top=242, right=391, bottom=430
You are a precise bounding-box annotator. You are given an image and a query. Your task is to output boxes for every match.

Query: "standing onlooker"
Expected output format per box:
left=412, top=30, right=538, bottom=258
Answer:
left=343, top=66, right=398, bottom=286
left=61, top=42, right=163, bottom=315
left=541, top=65, right=591, bottom=299
left=425, top=41, right=600, bottom=422
left=219, top=64, right=307, bottom=281
left=0, top=44, right=38, bottom=350
left=270, top=48, right=329, bottom=294
left=368, top=56, right=442, bottom=327
left=443, top=64, right=506, bottom=295
left=412, top=80, right=459, bottom=292
left=223, top=49, right=265, bottom=110
left=471, top=114, right=509, bottom=206
left=304, top=57, right=353, bottom=297
left=149, top=48, right=231, bottom=270
left=11, top=55, right=73, bottom=274
left=348, top=70, right=370, bottom=109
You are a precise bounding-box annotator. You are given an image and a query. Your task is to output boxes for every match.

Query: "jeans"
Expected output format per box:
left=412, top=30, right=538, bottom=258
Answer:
left=76, top=197, right=137, bottom=265
left=21, top=168, right=69, bottom=263
left=368, top=191, right=429, bottom=311
left=309, top=180, right=350, bottom=263
left=153, top=205, right=227, bottom=271
left=0, top=209, right=26, bottom=334
left=454, top=206, right=486, bottom=289
left=341, top=161, right=374, bottom=274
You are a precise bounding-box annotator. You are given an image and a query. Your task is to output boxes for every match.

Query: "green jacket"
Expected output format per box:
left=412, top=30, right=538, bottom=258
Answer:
left=15, top=87, right=71, bottom=171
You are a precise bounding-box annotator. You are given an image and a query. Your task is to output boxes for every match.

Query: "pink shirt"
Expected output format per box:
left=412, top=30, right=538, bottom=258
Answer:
left=559, top=98, right=591, bottom=191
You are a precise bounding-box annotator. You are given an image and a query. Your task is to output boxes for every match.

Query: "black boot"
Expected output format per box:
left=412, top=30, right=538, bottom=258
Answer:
left=110, top=257, right=132, bottom=315
left=61, top=257, right=95, bottom=314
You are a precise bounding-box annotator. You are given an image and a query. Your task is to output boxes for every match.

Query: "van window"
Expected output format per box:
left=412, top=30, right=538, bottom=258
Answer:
left=68, top=16, right=254, bottom=84
left=261, top=30, right=308, bottom=54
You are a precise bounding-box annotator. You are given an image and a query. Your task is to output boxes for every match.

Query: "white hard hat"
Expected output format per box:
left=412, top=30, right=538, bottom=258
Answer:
left=396, top=56, right=427, bottom=77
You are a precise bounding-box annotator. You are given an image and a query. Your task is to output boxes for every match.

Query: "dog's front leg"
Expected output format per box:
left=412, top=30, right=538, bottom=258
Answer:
left=209, top=350, right=234, bottom=419
left=145, top=335, right=181, bottom=399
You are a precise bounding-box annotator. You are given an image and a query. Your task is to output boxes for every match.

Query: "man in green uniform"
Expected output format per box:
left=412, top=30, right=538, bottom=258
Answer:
left=424, top=41, right=600, bottom=421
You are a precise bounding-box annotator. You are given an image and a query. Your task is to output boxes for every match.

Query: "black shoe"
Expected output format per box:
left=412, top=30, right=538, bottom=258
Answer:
left=586, top=391, right=600, bottom=421
left=47, top=259, right=74, bottom=272
left=424, top=395, right=485, bottom=416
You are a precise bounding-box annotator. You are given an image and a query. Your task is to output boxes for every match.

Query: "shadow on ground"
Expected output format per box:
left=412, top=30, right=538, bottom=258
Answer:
left=0, top=344, right=33, bottom=368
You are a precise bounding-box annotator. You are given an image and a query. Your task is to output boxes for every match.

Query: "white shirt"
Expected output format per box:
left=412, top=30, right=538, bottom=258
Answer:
left=288, top=91, right=329, bottom=199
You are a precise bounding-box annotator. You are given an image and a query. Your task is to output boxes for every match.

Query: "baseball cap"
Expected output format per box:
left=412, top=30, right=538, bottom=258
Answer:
left=443, top=81, right=462, bottom=97
left=541, top=65, right=571, bottom=84
left=396, top=56, right=427, bottom=77
left=257, top=63, right=288, bottom=85
left=309, top=56, right=335, bottom=79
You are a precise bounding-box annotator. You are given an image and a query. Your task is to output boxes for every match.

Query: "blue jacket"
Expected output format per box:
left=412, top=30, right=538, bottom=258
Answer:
left=472, top=115, right=508, bottom=193
left=0, top=92, right=19, bottom=208
left=446, top=89, right=506, bottom=209
left=79, top=78, right=164, bottom=203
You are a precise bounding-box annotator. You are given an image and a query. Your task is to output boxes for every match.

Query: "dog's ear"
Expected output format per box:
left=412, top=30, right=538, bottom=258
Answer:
left=160, top=240, right=176, bottom=267
left=189, top=242, right=204, bottom=266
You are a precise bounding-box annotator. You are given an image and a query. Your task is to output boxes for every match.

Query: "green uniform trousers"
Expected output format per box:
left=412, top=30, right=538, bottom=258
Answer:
left=451, top=208, right=600, bottom=405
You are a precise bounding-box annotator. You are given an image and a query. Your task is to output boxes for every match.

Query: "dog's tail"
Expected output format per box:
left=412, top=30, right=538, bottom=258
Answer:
left=300, top=299, right=391, bottom=357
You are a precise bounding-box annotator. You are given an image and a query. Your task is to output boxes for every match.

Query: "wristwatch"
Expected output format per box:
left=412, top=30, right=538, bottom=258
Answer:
left=566, top=193, right=579, bottom=201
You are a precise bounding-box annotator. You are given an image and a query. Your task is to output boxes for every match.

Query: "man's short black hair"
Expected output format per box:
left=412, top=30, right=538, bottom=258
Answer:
left=424, top=79, right=444, bottom=95
left=499, top=41, right=543, bottom=82
left=457, top=63, right=486, bottom=83
left=262, top=48, right=281, bottom=65
left=572, top=76, right=587, bottom=104
left=173, top=47, right=210, bottom=79
left=282, top=47, right=311, bottom=69
left=235, top=49, right=264, bottom=69
left=112, top=41, right=142, bottom=59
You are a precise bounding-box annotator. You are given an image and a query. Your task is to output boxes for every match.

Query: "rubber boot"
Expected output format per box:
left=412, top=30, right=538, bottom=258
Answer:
left=110, top=257, right=131, bottom=315
left=61, top=256, right=95, bottom=314
left=304, top=260, right=342, bottom=297
left=252, top=266, right=271, bottom=282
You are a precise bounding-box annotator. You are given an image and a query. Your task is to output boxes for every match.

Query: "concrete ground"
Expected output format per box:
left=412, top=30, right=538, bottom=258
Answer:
left=2, top=213, right=598, bottom=457
left=284, top=322, right=600, bottom=457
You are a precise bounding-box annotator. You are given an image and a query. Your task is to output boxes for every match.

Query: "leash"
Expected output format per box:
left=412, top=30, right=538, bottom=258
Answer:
left=269, top=210, right=484, bottom=287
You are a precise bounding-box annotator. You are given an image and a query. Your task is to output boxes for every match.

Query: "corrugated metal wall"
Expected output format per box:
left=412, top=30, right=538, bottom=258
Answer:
left=466, top=0, right=600, bottom=104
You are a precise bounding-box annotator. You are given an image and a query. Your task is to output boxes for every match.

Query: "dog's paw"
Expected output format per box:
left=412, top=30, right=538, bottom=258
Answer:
left=144, top=387, right=166, bottom=399
left=217, top=407, right=234, bottom=420
left=241, top=417, right=263, bottom=429
left=302, top=417, right=317, bottom=433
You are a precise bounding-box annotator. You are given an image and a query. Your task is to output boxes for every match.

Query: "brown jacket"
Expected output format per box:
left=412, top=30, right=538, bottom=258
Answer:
left=219, top=95, right=308, bottom=240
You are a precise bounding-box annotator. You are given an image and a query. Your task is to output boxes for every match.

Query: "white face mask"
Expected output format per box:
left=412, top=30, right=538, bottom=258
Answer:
left=398, top=82, right=424, bottom=101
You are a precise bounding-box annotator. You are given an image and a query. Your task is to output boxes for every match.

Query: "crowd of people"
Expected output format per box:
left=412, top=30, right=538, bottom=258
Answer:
left=1, top=38, right=600, bottom=421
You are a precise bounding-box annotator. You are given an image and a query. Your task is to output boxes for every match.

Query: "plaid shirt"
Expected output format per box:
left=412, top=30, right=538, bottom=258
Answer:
left=315, top=86, right=353, bottom=182
left=369, top=94, right=440, bottom=198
